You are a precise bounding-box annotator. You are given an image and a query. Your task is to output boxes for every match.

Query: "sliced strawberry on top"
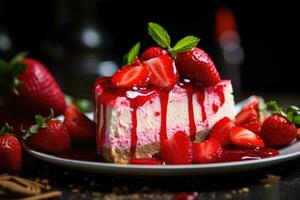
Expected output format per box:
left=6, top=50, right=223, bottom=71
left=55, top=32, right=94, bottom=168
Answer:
left=192, top=138, right=223, bottom=164
left=111, top=64, right=149, bottom=88
left=236, top=108, right=261, bottom=134
left=143, top=54, right=178, bottom=89
left=229, top=126, right=265, bottom=149
left=129, top=158, right=163, bottom=165
left=140, top=46, right=168, bottom=62
left=209, top=117, right=235, bottom=147
left=161, top=131, right=192, bottom=164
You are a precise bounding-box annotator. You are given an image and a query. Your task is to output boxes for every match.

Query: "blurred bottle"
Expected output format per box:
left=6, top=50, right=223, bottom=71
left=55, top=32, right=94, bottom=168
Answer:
left=42, top=0, right=118, bottom=99
left=214, top=7, right=244, bottom=94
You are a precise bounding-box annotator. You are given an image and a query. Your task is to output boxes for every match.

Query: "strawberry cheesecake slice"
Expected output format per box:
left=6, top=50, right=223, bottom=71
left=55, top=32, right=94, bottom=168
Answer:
left=95, top=79, right=234, bottom=163
left=94, top=23, right=235, bottom=164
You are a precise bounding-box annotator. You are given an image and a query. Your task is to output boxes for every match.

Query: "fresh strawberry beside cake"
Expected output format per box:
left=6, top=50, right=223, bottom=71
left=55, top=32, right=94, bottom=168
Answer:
left=94, top=23, right=235, bottom=163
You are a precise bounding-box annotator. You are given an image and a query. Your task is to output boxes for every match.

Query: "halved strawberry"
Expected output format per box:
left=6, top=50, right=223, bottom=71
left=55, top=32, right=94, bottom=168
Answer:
left=140, top=46, right=168, bottom=62
left=111, top=64, right=149, bottom=88
left=161, top=131, right=192, bottom=164
left=209, top=117, right=235, bottom=147
left=143, top=55, right=178, bottom=88
left=129, top=158, right=163, bottom=165
left=229, top=126, right=265, bottom=148
left=236, top=108, right=261, bottom=134
left=192, top=138, right=222, bottom=164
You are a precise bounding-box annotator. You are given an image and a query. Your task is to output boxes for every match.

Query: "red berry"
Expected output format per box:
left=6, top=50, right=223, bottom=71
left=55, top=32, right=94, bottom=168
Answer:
left=176, top=48, right=221, bottom=86
left=27, top=120, right=71, bottom=154
left=260, top=115, right=297, bottom=147
left=229, top=126, right=265, bottom=148
left=140, top=46, right=168, bottom=62
left=111, top=64, right=149, bottom=88
left=7, top=58, right=66, bottom=116
left=64, top=106, right=95, bottom=141
left=192, top=138, right=223, bottom=164
left=0, top=134, right=22, bottom=174
left=236, top=108, right=261, bottom=134
left=143, top=54, right=178, bottom=88
left=209, top=117, right=235, bottom=147
left=94, top=77, right=111, bottom=96
left=161, top=131, right=192, bottom=164
left=242, top=96, right=260, bottom=111
left=129, top=158, right=163, bottom=165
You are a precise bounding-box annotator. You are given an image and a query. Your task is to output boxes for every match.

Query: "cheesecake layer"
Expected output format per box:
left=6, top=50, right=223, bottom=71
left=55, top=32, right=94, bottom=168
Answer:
left=94, top=80, right=235, bottom=164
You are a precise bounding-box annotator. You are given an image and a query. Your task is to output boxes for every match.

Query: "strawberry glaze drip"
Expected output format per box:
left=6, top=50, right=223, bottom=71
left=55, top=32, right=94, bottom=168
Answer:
left=99, top=104, right=106, bottom=153
left=159, top=91, right=169, bottom=142
left=197, top=92, right=207, bottom=122
left=211, top=83, right=225, bottom=113
left=130, top=107, right=138, bottom=156
left=184, top=85, right=196, bottom=140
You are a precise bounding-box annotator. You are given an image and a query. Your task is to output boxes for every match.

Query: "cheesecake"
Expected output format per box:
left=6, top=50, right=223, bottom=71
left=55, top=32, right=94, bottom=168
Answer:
left=94, top=23, right=236, bottom=164
left=94, top=78, right=234, bottom=163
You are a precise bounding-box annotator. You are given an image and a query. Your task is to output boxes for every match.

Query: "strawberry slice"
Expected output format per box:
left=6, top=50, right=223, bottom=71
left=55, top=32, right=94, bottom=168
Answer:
left=229, top=126, right=265, bottom=148
left=161, top=131, right=192, bottom=164
left=236, top=108, right=261, bottom=134
left=140, top=46, right=168, bottom=62
left=192, top=138, right=223, bottom=164
left=111, top=64, right=149, bottom=88
left=143, top=55, right=178, bottom=88
left=129, top=158, right=163, bottom=165
left=209, top=117, right=235, bottom=147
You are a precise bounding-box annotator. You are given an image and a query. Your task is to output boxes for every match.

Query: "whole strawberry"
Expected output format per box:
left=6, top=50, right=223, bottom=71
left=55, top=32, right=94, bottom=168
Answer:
left=260, top=101, right=298, bottom=147
left=0, top=123, right=22, bottom=174
left=0, top=53, right=66, bottom=116
left=23, top=111, right=71, bottom=154
left=176, top=48, right=221, bottom=86
left=146, top=22, right=220, bottom=87
left=64, top=106, right=95, bottom=141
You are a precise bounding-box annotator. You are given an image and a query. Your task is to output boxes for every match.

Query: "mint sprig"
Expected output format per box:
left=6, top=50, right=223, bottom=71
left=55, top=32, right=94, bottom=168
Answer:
left=23, top=109, right=54, bottom=139
left=172, top=36, right=200, bottom=53
left=123, top=42, right=141, bottom=65
left=148, top=22, right=171, bottom=49
left=267, top=101, right=300, bottom=127
left=147, top=22, right=200, bottom=56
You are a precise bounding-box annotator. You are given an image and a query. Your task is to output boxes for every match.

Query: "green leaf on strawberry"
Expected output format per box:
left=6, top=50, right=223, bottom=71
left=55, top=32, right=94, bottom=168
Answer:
left=23, top=109, right=55, bottom=139
left=267, top=101, right=300, bottom=127
left=0, top=123, right=14, bottom=134
left=123, top=42, right=141, bottom=65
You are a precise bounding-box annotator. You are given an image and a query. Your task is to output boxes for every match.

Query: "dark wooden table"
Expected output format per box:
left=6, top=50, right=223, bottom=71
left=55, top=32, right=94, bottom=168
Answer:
left=9, top=94, right=300, bottom=199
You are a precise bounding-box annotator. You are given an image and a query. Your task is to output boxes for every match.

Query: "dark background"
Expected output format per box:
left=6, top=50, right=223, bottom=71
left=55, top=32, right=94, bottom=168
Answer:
left=0, top=0, right=299, bottom=96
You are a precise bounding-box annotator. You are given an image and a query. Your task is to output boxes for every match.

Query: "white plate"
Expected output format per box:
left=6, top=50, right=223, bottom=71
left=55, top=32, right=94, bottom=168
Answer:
left=23, top=96, right=300, bottom=176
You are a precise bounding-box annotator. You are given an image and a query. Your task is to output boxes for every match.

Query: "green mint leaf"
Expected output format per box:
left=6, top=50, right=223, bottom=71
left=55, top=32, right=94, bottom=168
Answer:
left=10, top=52, right=27, bottom=64
left=126, top=42, right=141, bottom=65
left=0, top=122, right=14, bottom=134
left=172, top=36, right=200, bottom=53
left=148, top=22, right=171, bottom=48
